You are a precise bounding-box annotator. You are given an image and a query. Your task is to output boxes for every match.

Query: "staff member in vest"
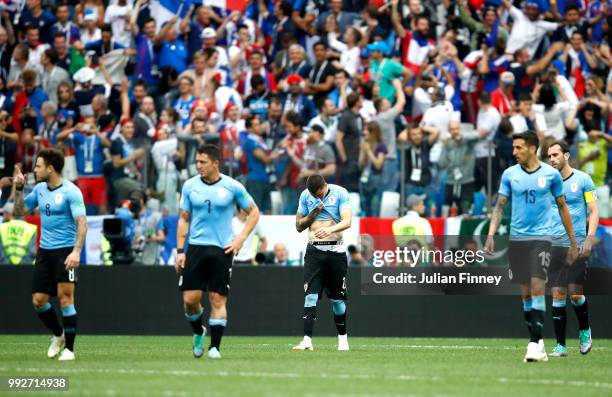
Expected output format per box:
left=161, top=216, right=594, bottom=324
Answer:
left=0, top=202, right=38, bottom=265
left=392, top=194, right=434, bottom=251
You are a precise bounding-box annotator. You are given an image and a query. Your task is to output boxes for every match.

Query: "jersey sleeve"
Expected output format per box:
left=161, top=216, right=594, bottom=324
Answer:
left=498, top=169, right=511, bottom=197
left=550, top=171, right=564, bottom=198
left=232, top=181, right=254, bottom=210
left=23, top=184, right=39, bottom=211
left=337, top=188, right=352, bottom=213
left=297, top=190, right=309, bottom=216
left=583, top=174, right=598, bottom=204
left=69, top=186, right=86, bottom=218
left=179, top=180, right=193, bottom=213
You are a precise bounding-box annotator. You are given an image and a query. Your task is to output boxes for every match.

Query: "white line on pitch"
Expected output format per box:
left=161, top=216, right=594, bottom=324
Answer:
left=499, top=377, right=612, bottom=389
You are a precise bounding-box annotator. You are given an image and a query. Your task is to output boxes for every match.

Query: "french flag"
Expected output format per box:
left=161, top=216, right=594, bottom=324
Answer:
left=150, top=0, right=247, bottom=29
left=402, top=32, right=435, bottom=75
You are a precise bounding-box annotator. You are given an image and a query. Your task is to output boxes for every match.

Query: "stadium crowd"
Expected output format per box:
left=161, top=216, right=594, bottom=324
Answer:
left=0, top=0, right=611, bottom=264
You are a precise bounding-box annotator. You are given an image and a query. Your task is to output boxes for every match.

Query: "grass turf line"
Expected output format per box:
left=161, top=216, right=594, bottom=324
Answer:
left=1, top=335, right=611, bottom=397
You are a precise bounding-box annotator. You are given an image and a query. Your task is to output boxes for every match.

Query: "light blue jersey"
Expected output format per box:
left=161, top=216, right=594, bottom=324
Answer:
left=24, top=181, right=86, bottom=249
left=297, top=184, right=351, bottom=223
left=498, top=162, right=564, bottom=240
left=550, top=169, right=597, bottom=247
left=180, top=175, right=254, bottom=248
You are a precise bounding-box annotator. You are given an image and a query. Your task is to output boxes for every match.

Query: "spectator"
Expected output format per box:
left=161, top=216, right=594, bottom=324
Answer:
left=241, top=115, right=278, bottom=213
left=360, top=80, right=379, bottom=123
left=327, top=26, right=362, bottom=77
left=510, top=93, right=546, bottom=135
left=494, top=117, right=516, bottom=171
left=244, top=74, right=271, bottom=119
left=80, top=9, right=102, bottom=46
left=458, top=1, right=508, bottom=51
left=24, top=26, right=49, bottom=66
left=316, top=0, right=359, bottom=33
left=151, top=125, right=179, bottom=213
left=81, top=24, right=126, bottom=60
left=420, top=86, right=454, bottom=170
left=502, top=0, right=560, bottom=57
left=129, top=80, right=148, bottom=116
left=71, top=116, right=112, bottom=214
left=392, top=194, right=434, bottom=250
left=474, top=92, right=501, bottom=195
left=438, top=120, right=478, bottom=215
left=532, top=74, right=571, bottom=140
left=52, top=33, right=71, bottom=71
left=508, top=42, right=564, bottom=98
left=130, top=12, right=160, bottom=96
left=301, top=125, right=336, bottom=178
left=552, top=4, right=588, bottom=43
left=578, top=128, right=612, bottom=188
left=557, top=32, right=598, bottom=98
left=232, top=207, right=267, bottom=265
left=13, top=69, right=48, bottom=131
left=0, top=202, right=37, bottom=265
left=277, top=111, right=307, bottom=214
left=40, top=48, right=71, bottom=103
left=104, top=0, right=132, bottom=48
left=491, top=71, right=515, bottom=117
left=327, top=69, right=352, bottom=111
left=262, top=96, right=285, bottom=145
left=304, top=41, right=335, bottom=102
left=372, top=78, right=405, bottom=193
left=240, top=49, right=276, bottom=96
left=358, top=121, right=387, bottom=217
left=51, top=3, right=80, bottom=45
left=173, top=76, right=196, bottom=129
left=200, top=27, right=229, bottom=68
left=308, top=97, right=338, bottom=146
left=270, top=2, right=297, bottom=60
left=391, top=3, right=435, bottom=76
left=278, top=44, right=310, bottom=83
left=282, top=74, right=317, bottom=123
left=0, top=111, right=17, bottom=206
left=38, top=101, right=58, bottom=142
left=134, top=96, right=157, bottom=139
left=19, top=0, right=55, bottom=44
left=7, top=44, right=33, bottom=90
left=272, top=242, right=290, bottom=266
left=158, top=17, right=188, bottom=75
left=367, top=41, right=407, bottom=104
left=399, top=125, right=439, bottom=216
left=335, top=92, right=363, bottom=192
left=110, top=118, right=145, bottom=202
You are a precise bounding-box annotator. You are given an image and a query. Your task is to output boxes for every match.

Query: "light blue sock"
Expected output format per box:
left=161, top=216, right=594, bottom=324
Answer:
left=304, top=294, right=318, bottom=308
left=532, top=295, right=546, bottom=312
left=61, top=304, right=77, bottom=317
left=331, top=299, right=346, bottom=316
left=571, top=295, right=586, bottom=306
left=35, top=302, right=52, bottom=313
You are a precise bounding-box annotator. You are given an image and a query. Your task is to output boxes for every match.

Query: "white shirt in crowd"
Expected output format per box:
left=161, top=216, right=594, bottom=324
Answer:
left=474, top=105, right=501, bottom=158
left=307, top=114, right=338, bottom=144
left=412, top=85, right=455, bottom=118
left=505, top=6, right=558, bottom=57
left=231, top=216, right=265, bottom=262
left=327, top=32, right=360, bottom=76
left=104, top=3, right=132, bottom=48
left=420, top=101, right=456, bottom=163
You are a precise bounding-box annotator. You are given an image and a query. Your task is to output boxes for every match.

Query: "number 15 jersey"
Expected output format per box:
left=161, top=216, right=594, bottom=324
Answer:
left=180, top=175, right=254, bottom=248
left=498, top=162, right=564, bottom=239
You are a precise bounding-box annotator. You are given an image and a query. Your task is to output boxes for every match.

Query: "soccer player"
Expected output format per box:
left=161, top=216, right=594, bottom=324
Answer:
left=485, top=131, right=578, bottom=363
left=12, top=148, right=87, bottom=361
left=292, top=174, right=352, bottom=351
left=547, top=141, right=598, bottom=356
left=176, top=144, right=260, bottom=359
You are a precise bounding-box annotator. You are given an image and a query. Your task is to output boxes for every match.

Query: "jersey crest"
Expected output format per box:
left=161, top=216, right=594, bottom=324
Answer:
left=55, top=193, right=64, bottom=204
left=538, top=177, right=546, bottom=188
left=570, top=183, right=578, bottom=193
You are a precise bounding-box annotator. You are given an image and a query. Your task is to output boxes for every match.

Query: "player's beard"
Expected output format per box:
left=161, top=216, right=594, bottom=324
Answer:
left=36, top=173, right=49, bottom=183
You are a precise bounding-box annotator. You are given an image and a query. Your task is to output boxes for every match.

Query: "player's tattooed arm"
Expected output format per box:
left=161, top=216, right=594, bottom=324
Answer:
left=556, top=195, right=579, bottom=264
left=295, top=203, right=323, bottom=233
left=74, top=215, right=88, bottom=253
left=12, top=190, right=27, bottom=217
left=485, top=195, right=508, bottom=255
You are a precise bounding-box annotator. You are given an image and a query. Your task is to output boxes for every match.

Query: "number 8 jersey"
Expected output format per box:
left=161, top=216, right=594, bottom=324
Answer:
left=24, top=181, right=86, bottom=249
left=498, top=162, right=564, bottom=240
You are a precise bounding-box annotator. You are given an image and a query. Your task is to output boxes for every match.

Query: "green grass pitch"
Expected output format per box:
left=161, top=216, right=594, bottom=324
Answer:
left=1, top=335, right=611, bottom=397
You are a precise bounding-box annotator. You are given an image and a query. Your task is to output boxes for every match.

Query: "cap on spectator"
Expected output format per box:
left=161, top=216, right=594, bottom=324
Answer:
left=83, top=9, right=97, bottom=22
left=360, top=48, right=370, bottom=58
left=201, top=27, right=217, bottom=39
left=286, top=74, right=302, bottom=85
left=500, top=71, right=515, bottom=84
left=525, top=1, right=541, bottom=9
left=406, top=194, right=427, bottom=208
left=367, top=41, right=389, bottom=55
left=73, top=67, right=95, bottom=83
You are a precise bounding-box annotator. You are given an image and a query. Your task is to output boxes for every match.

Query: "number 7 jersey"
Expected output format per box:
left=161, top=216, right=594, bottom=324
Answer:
left=180, top=175, right=254, bottom=248
left=498, top=162, right=564, bottom=239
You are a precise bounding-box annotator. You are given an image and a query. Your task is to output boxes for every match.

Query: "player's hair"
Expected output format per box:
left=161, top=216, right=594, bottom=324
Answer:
left=285, top=111, right=303, bottom=127
left=550, top=140, right=570, bottom=154
left=197, top=144, right=221, bottom=162
left=306, top=174, right=326, bottom=195
left=512, top=130, right=539, bottom=150
left=38, top=148, right=65, bottom=174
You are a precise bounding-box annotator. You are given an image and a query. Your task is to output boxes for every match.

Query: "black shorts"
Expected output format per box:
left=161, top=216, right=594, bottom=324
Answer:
left=303, top=244, right=348, bottom=300
left=32, top=247, right=77, bottom=296
left=507, top=240, right=552, bottom=284
left=549, top=246, right=588, bottom=287
left=179, top=245, right=233, bottom=295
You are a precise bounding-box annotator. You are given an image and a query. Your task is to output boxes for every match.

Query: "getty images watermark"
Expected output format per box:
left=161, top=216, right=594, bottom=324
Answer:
left=354, top=233, right=611, bottom=295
